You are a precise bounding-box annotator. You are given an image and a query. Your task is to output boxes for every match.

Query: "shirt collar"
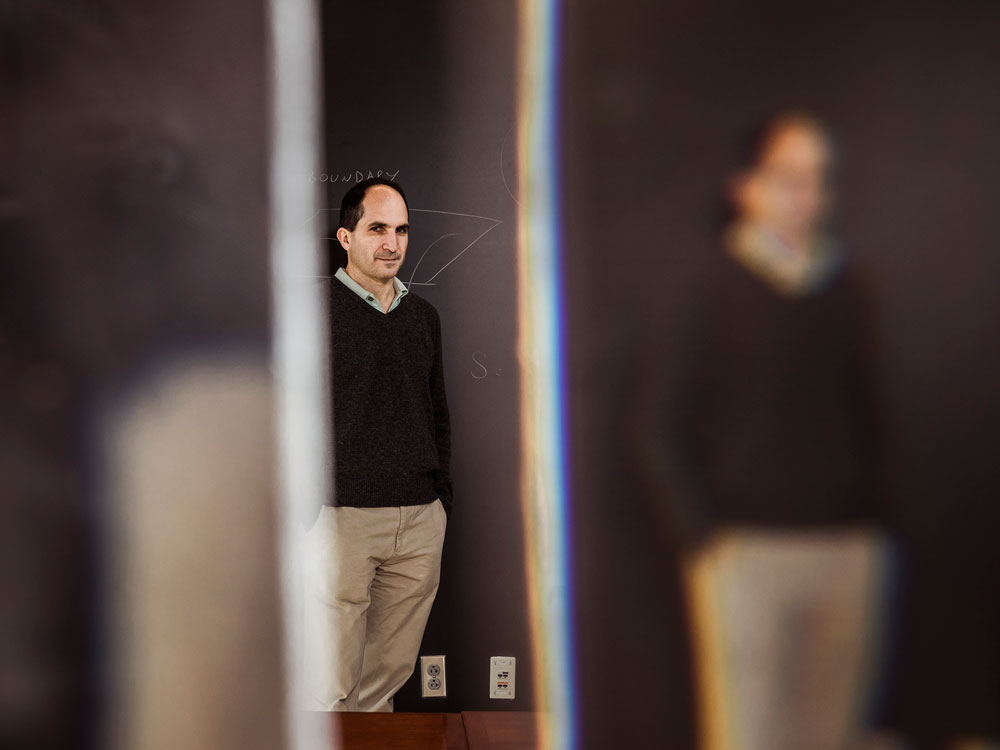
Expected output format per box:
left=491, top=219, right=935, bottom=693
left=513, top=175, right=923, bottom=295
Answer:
left=725, top=221, right=842, bottom=297
left=334, top=267, right=408, bottom=312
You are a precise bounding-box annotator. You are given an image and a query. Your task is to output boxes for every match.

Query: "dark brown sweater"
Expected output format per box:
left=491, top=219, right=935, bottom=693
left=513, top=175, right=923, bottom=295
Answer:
left=328, top=277, right=453, bottom=515
left=639, top=252, right=884, bottom=547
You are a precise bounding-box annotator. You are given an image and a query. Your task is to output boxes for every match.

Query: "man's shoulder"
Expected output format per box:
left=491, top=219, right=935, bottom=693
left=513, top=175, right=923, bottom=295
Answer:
left=401, top=288, right=440, bottom=320
left=328, top=270, right=353, bottom=299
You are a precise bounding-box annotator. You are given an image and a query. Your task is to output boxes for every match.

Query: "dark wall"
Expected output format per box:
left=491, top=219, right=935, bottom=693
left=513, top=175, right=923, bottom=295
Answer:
left=562, top=0, right=1000, bottom=747
left=320, top=0, right=533, bottom=712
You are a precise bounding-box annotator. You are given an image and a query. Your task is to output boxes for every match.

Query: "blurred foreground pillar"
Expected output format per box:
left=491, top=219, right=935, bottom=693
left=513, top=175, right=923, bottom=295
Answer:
left=2, top=1, right=286, bottom=748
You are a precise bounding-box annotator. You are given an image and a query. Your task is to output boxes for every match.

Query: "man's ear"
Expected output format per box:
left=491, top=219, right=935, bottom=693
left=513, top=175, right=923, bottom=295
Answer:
left=336, top=227, right=351, bottom=251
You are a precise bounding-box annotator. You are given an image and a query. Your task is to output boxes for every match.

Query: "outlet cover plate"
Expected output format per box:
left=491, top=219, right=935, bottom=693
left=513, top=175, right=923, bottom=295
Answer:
left=420, top=655, right=447, bottom=698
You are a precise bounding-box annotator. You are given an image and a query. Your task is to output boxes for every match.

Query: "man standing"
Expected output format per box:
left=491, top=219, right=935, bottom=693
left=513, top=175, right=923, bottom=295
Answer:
left=305, top=178, right=451, bottom=712
left=637, top=113, right=888, bottom=750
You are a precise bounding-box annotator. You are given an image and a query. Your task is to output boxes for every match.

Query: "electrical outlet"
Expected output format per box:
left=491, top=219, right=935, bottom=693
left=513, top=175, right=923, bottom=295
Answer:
left=489, top=656, right=516, bottom=700
left=420, top=655, right=446, bottom=698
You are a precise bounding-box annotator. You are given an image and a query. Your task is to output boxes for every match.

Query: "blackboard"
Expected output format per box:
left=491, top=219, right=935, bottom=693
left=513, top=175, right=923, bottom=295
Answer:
left=319, top=0, right=532, bottom=712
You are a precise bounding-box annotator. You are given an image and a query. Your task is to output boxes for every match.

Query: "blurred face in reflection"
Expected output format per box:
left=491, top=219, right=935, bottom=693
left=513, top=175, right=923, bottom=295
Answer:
left=734, top=120, right=833, bottom=247
left=337, top=184, right=409, bottom=285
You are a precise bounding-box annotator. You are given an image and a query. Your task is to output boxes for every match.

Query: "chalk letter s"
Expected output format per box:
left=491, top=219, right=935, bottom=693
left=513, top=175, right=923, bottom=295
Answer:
left=471, top=352, right=488, bottom=380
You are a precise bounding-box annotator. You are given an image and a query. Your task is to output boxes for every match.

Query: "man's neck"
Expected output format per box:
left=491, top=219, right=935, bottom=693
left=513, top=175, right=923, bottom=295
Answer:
left=726, top=220, right=834, bottom=297
left=777, top=233, right=812, bottom=258
left=345, top=264, right=396, bottom=312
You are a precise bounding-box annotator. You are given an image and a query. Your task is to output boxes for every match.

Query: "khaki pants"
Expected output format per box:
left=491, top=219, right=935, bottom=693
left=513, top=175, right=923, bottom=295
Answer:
left=686, top=529, right=888, bottom=750
left=303, top=500, right=447, bottom=711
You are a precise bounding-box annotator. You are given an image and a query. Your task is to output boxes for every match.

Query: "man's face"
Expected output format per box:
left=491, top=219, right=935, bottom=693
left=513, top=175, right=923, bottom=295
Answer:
left=337, top=185, right=409, bottom=283
left=736, top=123, right=833, bottom=241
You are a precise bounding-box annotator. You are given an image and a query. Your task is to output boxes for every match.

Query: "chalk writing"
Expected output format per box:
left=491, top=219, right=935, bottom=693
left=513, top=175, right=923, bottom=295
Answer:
left=472, top=351, right=488, bottom=379
left=311, top=169, right=401, bottom=183
left=471, top=351, right=503, bottom=379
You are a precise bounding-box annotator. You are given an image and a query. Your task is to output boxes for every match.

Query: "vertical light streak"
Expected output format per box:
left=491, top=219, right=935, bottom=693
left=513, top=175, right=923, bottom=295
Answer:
left=517, top=1, right=576, bottom=748
left=266, top=0, right=331, bottom=748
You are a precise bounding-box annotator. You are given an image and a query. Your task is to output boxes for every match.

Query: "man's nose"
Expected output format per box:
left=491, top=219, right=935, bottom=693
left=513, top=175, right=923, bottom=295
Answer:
left=382, top=234, right=398, bottom=252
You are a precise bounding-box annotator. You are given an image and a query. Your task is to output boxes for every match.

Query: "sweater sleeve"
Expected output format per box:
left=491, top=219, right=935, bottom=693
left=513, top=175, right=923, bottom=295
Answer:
left=844, top=271, right=891, bottom=527
left=429, top=308, right=453, bottom=515
left=630, top=272, right=714, bottom=552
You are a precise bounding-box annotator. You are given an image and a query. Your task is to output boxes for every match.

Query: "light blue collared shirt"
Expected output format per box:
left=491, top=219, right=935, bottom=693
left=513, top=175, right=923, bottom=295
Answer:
left=335, top=267, right=408, bottom=313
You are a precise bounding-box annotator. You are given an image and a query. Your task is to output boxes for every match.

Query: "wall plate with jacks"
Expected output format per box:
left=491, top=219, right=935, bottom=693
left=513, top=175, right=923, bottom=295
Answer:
left=489, top=656, right=515, bottom=700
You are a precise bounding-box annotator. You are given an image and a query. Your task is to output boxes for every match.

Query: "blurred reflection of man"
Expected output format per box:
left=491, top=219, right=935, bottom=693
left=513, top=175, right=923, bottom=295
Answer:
left=639, top=113, right=889, bottom=750
left=305, top=178, right=452, bottom=712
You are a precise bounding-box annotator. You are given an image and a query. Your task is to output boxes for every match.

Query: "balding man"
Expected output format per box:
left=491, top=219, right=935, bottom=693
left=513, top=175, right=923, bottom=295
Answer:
left=305, top=178, right=451, bottom=712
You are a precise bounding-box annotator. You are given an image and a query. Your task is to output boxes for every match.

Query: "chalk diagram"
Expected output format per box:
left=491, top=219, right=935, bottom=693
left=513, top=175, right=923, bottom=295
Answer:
left=499, top=124, right=520, bottom=208
left=304, top=207, right=503, bottom=287
left=303, top=125, right=521, bottom=287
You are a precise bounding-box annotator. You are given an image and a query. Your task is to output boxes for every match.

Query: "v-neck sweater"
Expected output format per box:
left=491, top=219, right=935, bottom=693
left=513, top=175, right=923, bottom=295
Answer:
left=328, top=276, right=453, bottom=515
left=645, top=251, right=884, bottom=546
